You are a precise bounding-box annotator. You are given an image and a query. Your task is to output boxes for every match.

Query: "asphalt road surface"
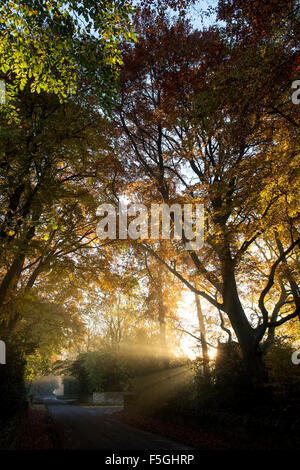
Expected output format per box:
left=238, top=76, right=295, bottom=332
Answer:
left=44, top=398, right=191, bottom=450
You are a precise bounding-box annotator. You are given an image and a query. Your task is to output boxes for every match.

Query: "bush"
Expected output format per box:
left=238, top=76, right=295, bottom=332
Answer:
left=265, top=338, right=300, bottom=406
left=0, top=344, right=27, bottom=419
left=194, top=342, right=272, bottom=414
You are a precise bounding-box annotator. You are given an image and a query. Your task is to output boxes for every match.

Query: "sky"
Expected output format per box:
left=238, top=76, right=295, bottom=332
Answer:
left=186, top=0, right=220, bottom=29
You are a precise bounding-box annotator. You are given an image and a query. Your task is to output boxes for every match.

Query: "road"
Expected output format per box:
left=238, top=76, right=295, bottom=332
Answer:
left=44, top=398, right=191, bottom=450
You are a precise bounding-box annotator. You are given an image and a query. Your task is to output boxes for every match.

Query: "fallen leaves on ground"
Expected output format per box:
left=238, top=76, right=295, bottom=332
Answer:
left=13, top=405, right=56, bottom=450
left=115, top=410, right=270, bottom=450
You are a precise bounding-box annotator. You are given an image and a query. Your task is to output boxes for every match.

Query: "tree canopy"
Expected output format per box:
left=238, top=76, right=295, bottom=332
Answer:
left=0, top=0, right=299, bottom=425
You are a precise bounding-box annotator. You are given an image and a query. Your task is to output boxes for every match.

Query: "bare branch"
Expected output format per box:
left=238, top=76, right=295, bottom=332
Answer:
left=137, top=241, right=225, bottom=311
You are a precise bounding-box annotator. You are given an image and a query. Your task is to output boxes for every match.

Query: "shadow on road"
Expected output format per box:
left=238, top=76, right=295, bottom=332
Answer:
left=43, top=399, right=191, bottom=450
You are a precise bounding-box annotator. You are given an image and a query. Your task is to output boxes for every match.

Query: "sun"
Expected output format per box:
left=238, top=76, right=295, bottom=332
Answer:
left=208, top=348, right=217, bottom=360
left=178, top=335, right=218, bottom=361
left=179, top=336, right=198, bottom=360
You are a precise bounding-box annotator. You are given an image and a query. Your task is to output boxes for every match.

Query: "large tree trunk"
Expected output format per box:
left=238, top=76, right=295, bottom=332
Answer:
left=221, top=256, right=268, bottom=383
left=0, top=221, right=37, bottom=313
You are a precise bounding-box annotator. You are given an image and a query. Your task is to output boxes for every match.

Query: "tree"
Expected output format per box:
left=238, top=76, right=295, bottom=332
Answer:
left=0, top=0, right=136, bottom=120
left=0, top=88, right=113, bottom=338
left=110, top=8, right=299, bottom=383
